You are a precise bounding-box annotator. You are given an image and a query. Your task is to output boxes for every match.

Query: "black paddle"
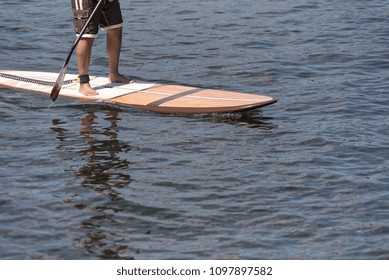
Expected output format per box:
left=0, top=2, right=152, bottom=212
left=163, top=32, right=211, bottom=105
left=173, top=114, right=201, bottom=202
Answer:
left=50, top=0, right=104, bottom=102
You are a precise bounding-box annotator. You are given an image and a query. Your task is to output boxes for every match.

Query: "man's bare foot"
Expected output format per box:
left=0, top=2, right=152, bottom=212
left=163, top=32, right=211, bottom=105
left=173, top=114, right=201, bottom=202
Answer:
left=79, top=83, right=98, bottom=96
left=109, top=73, right=136, bottom=84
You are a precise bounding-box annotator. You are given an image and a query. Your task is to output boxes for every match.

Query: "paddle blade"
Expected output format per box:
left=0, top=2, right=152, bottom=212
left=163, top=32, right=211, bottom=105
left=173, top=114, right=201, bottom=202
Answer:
left=50, top=67, right=67, bottom=102
left=50, top=83, right=61, bottom=102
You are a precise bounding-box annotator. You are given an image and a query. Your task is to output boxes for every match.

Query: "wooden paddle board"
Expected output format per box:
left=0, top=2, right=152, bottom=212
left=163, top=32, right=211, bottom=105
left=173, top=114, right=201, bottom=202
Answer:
left=0, top=70, right=276, bottom=114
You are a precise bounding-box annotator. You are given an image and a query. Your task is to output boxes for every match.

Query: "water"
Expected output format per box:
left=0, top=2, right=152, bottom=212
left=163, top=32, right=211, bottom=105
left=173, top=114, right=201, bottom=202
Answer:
left=0, top=0, right=388, bottom=259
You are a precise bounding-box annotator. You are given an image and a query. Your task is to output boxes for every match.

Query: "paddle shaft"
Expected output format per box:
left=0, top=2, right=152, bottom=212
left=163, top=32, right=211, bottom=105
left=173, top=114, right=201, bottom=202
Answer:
left=50, top=0, right=104, bottom=101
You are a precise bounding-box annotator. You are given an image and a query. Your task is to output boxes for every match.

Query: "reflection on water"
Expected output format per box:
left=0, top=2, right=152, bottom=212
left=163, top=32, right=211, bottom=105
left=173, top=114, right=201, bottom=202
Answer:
left=51, top=108, right=134, bottom=259
left=48, top=106, right=278, bottom=259
left=77, top=110, right=132, bottom=192
left=188, top=110, right=278, bottom=130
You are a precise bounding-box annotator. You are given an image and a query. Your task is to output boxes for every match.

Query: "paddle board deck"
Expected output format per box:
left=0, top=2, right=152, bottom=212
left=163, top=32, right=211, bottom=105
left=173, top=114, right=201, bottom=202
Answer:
left=0, top=70, right=277, bottom=114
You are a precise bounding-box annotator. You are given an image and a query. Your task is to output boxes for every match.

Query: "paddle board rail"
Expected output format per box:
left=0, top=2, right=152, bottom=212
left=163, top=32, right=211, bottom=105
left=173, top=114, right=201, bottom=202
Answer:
left=0, top=70, right=277, bottom=114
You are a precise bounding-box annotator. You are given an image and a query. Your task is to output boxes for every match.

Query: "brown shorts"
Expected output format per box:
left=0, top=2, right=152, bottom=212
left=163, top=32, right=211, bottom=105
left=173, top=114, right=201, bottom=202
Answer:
left=71, top=0, right=123, bottom=38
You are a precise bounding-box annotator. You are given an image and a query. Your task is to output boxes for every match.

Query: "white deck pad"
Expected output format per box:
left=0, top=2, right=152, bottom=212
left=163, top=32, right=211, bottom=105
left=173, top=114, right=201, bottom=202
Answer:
left=0, top=71, right=154, bottom=100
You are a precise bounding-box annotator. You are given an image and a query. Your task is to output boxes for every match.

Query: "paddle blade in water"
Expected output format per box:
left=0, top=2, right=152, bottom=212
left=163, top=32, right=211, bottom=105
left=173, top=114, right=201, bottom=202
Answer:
left=50, top=67, right=66, bottom=102
left=50, top=83, right=61, bottom=101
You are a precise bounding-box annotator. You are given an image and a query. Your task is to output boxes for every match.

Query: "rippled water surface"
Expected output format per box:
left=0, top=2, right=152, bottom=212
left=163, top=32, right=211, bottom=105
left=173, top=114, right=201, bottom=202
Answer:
left=0, top=0, right=388, bottom=259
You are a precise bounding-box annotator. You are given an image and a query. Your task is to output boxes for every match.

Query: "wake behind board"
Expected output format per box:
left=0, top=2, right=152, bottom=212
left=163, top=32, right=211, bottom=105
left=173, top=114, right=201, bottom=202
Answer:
left=0, top=70, right=277, bottom=114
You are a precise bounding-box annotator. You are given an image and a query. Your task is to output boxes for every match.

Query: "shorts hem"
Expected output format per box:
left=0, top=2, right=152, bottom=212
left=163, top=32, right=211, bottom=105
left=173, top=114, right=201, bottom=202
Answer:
left=77, top=33, right=98, bottom=39
left=101, top=23, right=123, bottom=31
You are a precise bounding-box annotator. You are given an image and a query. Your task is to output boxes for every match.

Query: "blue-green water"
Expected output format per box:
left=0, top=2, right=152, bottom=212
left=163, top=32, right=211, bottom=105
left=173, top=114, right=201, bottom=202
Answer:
left=0, top=0, right=388, bottom=259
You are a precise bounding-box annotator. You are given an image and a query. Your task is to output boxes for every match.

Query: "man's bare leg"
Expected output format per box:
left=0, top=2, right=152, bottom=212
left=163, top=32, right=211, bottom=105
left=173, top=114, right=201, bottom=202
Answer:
left=107, top=27, right=135, bottom=84
left=77, top=38, right=99, bottom=96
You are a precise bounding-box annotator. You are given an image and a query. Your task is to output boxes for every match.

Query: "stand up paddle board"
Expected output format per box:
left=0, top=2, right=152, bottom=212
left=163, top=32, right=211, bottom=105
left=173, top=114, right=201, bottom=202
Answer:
left=0, top=70, right=276, bottom=114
